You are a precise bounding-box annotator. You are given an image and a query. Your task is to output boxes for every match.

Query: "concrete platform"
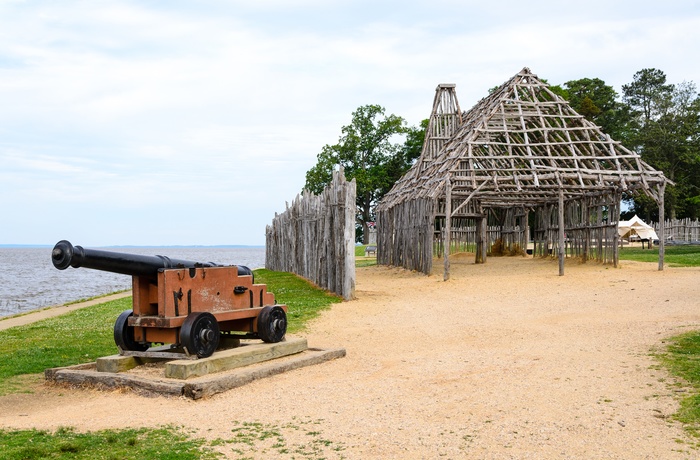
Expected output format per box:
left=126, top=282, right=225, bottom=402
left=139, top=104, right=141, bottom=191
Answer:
left=45, top=338, right=345, bottom=399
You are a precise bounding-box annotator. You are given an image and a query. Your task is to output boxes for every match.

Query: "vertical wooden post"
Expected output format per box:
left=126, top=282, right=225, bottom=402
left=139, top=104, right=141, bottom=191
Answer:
left=475, top=207, right=484, bottom=264
left=444, top=178, right=452, bottom=281
left=543, top=204, right=551, bottom=256
left=582, top=197, right=590, bottom=262
left=343, top=178, right=357, bottom=299
left=476, top=205, right=489, bottom=264
left=658, top=184, right=665, bottom=271
left=612, top=192, right=620, bottom=268
left=558, top=189, right=565, bottom=276
left=523, top=207, right=530, bottom=256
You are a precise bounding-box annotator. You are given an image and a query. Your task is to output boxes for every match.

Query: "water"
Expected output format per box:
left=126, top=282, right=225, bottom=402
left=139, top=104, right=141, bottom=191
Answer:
left=0, top=246, right=266, bottom=318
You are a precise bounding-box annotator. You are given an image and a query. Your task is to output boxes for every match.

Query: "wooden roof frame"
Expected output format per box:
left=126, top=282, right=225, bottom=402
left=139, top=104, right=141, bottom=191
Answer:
left=378, top=68, right=671, bottom=274
left=381, top=68, right=668, bottom=211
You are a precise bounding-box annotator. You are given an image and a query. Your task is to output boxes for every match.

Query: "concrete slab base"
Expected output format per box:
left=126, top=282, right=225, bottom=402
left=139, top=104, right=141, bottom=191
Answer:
left=45, top=338, right=345, bottom=399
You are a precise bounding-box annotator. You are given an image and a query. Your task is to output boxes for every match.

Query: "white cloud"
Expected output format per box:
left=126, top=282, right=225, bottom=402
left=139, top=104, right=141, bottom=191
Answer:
left=1, top=0, right=699, bottom=245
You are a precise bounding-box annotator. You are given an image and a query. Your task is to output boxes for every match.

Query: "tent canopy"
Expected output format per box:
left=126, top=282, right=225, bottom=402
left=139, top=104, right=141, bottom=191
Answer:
left=618, top=215, right=658, bottom=240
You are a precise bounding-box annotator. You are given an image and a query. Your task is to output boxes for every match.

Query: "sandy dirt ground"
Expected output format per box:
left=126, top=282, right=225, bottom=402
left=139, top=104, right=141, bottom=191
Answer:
left=1, top=255, right=700, bottom=459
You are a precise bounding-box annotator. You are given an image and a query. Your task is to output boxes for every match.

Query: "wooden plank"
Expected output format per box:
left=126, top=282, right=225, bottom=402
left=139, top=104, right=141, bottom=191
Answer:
left=183, top=348, right=347, bottom=400
left=96, top=354, right=174, bottom=373
left=164, top=338, right=308, bottom=380
left=265, top=168, right=355, bottom=299
left=51, top=368, right=185, bottom=396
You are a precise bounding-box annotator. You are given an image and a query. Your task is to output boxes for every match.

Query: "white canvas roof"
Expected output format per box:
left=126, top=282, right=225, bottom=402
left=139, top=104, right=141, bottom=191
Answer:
left=618, top=215, right=659, bottom=240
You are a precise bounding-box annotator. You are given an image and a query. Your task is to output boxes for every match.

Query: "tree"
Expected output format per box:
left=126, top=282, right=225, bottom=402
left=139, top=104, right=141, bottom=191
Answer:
left=304, top=105, right=424, bottom=243
left=551, top=78, right=632, bottom=143
left=622, top=69, right=700, bottom=220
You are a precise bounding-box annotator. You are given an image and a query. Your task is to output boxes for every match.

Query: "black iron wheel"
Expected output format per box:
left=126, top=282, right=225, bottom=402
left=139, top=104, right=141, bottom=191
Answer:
left=114, top=310, right=149, bottom=352
left=256, top=306, right=287, bottom=343
left=180, top=312, right=220, bottom=358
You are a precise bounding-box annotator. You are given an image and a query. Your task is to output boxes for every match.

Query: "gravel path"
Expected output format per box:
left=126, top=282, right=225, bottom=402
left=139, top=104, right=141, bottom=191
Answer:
left=1, top=255, right=699, bottom=459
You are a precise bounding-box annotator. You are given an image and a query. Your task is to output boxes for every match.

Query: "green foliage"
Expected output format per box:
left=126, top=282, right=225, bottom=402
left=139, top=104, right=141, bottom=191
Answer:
left=553, top=69, right=700, bottom=221
left=304, top=105, right=426, bottom=243
left=556, top=77, right=632, bottom=143
left=618, top=245, right=700, bottom=267
left=0, top=426, right=217, bottom=459
left=622, top=69, right=700, bottom=220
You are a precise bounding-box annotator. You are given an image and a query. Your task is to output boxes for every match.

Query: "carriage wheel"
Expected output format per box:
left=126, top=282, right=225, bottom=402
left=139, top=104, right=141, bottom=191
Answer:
left=256, top=306, right=287, bottom=343
left=180, top=312, right=220, bottom=358
left=114, top=310, right=149, bottom=352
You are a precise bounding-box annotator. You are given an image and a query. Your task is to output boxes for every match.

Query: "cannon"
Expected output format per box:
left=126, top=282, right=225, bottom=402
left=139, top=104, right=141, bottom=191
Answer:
left=51, top=240, right=287, bottom=358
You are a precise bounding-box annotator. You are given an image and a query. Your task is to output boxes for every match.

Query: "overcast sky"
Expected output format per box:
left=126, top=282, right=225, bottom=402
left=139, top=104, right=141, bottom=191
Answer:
left=2, top=0, right=699, bottom=246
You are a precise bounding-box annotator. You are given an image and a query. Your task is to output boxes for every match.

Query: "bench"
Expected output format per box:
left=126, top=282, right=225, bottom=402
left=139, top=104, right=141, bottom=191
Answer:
left=365, top=245, right=376, bottom=257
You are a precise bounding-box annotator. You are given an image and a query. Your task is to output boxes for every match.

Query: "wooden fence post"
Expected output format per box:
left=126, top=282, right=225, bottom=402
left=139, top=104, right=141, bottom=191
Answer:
left=266, top=169, right=356, bottom=299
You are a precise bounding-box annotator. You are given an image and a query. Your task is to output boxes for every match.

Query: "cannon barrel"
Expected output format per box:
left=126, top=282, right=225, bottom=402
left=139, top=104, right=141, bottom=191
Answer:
left=51, top=240, right=253, bottom=280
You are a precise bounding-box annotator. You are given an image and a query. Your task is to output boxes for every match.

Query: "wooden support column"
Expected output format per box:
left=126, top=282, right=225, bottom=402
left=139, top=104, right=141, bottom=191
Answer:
left=475, top=205, right=486, bottom=264
left=542, top=203, right=553, bottom=257
left=480, top=209, right=488, bottom=263
left=523, top=207, right=530, bottom=256
left=658, top=184, right=665, bottom=271
left=558, top=189, right=565, bottom=276
left=443, top=178, right=452, bottom=281
left=582, top=197, right=590, bottom=262
left=612, top=192, right=620, bottom=268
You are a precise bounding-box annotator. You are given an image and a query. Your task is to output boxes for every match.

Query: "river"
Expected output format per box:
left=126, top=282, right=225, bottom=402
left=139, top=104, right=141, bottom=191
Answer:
left=0, top=246, right=266, bottom=318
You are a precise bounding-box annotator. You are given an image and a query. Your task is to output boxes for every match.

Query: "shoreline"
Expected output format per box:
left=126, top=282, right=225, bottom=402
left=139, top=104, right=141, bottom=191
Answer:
left=0, top=291, right=131, bottom=332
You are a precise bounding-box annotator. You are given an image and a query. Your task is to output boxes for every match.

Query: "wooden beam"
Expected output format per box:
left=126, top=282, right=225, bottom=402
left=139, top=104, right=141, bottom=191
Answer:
left=475, top=207, right=487, bottom=264
left=658, top=183, right=665, bottom=271
left=444, top=178, right=452, bottom=281
left=613, top=191, right=620, bottom=268
left=558, top=188, right=565, bottom=276
left=450, top=180, right=489, bottom=216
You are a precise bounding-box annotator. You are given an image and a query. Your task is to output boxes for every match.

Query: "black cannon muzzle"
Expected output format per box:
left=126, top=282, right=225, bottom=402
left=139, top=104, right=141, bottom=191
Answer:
left=51, top=240, right=253, bottom=280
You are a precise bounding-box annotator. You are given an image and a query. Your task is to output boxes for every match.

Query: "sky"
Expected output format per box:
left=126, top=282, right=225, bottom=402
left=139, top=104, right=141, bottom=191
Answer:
left=1, top=0, right=699, bottom=246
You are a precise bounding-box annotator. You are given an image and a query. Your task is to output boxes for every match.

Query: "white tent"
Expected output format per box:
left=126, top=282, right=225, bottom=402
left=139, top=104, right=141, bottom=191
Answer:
left=618, top=215, right=659, bottom=241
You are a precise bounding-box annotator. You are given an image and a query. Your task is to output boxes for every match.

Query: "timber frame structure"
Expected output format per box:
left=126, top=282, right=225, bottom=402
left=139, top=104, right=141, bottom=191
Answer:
left=377, top=68, right=671, bottom=278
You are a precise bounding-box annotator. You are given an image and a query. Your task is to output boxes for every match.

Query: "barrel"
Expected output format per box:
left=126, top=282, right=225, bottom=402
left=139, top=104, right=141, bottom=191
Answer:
left=51, top=240, right=253, bottom=280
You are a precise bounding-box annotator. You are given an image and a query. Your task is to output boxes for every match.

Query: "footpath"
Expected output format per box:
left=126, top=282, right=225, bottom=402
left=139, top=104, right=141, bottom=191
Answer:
left=0, top=292, right=131, bottom=332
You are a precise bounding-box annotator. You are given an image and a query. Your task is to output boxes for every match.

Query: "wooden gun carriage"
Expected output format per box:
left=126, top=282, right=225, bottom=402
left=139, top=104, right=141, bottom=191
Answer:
left=51, top=240, right=287, bottom=358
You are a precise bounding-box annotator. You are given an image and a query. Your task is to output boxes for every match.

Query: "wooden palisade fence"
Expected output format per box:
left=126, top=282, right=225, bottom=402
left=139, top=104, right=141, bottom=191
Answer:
left=265, top=169, right=356, bottom=300
left=653, top=218, right=700, bottom=243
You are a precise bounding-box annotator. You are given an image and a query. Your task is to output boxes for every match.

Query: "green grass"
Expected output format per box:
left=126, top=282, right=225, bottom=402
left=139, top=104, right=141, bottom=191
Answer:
left=656, top=331, right=700, bottom=437
left=219, top=418, right=346, bottom=458
left=619, top=245, right=700, bottom=267
left=0, top=426, right=217, bottom=460
left=0, top=296, right=132, bottom=384
left=0, top=270, right=344, bottom=458
left=356, top=258, right=377, bottom=267
left=355, top=244, right=378, bottom=267
left=0, top=291, right=130, bottom=325
left=253, top=269, right=342, bottom=333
